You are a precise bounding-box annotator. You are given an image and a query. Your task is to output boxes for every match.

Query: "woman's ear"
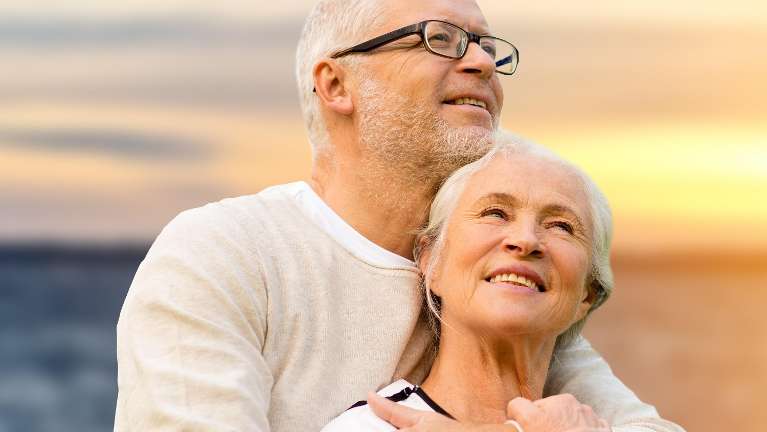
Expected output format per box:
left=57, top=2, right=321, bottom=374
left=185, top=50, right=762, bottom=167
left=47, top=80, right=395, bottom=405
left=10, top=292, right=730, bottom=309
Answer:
left=416, top=237, right=432, bottom=274
left=313, top=59, right=354, bottom=115
left=575, top=280, right=600, bottom=322
left=417, top=237, right=443, bottom=297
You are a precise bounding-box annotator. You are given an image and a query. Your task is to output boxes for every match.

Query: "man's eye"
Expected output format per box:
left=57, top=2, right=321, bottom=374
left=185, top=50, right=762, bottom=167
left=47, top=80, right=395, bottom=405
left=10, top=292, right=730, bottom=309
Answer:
left=481, top=43, right=496, bottom=58
left=428, top=32, right=453, bottom=46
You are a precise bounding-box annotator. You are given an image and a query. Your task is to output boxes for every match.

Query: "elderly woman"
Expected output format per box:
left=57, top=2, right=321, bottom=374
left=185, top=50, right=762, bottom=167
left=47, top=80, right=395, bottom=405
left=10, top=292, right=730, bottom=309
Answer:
left=322, top=134, right=614, bottom=431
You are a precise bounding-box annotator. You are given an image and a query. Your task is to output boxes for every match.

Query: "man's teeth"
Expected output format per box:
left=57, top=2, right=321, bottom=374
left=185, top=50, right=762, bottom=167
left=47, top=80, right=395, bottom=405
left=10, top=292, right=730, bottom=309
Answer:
left=452, top=97, right=486, bottom=109
left=488, top=273, right=540, bottom=292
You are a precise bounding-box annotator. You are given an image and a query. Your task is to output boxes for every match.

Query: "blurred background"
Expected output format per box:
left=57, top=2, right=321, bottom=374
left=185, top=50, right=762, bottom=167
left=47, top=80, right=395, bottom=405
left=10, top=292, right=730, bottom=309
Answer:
left=1, top=0, right=765, bottom=431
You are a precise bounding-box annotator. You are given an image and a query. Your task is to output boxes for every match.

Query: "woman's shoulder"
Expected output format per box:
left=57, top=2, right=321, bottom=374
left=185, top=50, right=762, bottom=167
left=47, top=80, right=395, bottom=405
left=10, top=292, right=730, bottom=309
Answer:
left=320, top=379, right=435, bottom=432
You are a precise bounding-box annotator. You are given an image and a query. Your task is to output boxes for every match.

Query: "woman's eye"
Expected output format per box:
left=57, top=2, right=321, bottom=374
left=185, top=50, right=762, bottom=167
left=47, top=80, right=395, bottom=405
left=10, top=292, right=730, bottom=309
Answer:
left=549, top=221, right=574, bottom=234
left=480, top=208, right=507, bottom=219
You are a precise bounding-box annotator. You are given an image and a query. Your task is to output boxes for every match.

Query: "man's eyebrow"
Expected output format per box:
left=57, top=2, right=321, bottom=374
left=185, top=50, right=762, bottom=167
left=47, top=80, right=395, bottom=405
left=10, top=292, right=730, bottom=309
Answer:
left=433, top=17, right=490, bottom=34
left=475, top=25, right=492, bottom=35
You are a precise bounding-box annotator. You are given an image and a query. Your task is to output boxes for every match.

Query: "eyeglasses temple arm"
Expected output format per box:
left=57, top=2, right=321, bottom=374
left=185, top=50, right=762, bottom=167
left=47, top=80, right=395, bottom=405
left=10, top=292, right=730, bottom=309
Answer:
left=330, top=23, right=423, bottom=58
left=495, top=56, right=513, bottom=67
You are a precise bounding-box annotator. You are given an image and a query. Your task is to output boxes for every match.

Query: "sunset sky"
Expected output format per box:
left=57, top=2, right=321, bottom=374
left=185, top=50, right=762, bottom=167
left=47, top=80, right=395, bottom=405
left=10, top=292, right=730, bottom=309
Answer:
left=1, top=0, right=765, bottom=253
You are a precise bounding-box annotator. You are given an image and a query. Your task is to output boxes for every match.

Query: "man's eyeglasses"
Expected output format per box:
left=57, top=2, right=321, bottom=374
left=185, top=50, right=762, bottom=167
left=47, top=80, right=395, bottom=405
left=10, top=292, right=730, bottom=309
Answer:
left=331, top=20, right=519, bottom=75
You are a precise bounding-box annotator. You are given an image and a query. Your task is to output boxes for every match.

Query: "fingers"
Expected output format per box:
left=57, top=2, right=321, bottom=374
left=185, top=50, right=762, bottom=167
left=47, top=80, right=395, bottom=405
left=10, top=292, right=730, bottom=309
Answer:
left=574, top=401, right=603, bottom=428
left=368, top=391, right=423, bottom=428
left=506, top=397, right=538, bottom=422
left=532, top=392, right=579, bottom=408
left=503, top=419, right=525, bottom=432
left=579, top=403, right=596, bottom=421
left=508, top=393, right=611, bottom=432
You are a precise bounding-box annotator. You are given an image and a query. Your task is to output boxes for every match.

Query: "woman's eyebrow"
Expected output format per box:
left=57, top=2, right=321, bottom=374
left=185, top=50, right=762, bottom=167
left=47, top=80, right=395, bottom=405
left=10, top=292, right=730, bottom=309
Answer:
left=542, top=204, right=586, bottom=229
left=473, top=192, right=519, bottom=208
left=473, top=194, right=587, bottom=227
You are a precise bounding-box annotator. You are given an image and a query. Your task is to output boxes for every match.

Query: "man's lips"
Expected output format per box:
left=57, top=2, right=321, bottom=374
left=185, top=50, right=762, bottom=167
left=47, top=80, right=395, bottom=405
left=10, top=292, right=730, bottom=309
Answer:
left=444, top=97, right=487, bottom=110
left=443, top=92, right=495, bottom=116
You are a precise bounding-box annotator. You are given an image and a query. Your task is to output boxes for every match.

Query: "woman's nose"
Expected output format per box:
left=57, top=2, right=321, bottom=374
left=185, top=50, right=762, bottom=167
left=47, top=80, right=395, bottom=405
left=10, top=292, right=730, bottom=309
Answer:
left=502, top=224, right=543, bottom=258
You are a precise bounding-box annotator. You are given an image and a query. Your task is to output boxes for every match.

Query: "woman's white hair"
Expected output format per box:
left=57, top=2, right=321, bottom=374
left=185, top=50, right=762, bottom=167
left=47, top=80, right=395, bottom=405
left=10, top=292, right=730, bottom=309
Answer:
left=414, top=130, right=614, bottom=352
left=295, top=0, right=385, bottom=160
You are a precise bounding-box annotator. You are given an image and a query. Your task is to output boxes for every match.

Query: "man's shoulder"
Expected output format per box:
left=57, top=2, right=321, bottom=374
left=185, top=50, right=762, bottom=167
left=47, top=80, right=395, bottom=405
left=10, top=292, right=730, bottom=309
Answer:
left=149, top=182, right=311, bottom=256
left=165, top=181, right=305, bottom=232
left=208, top=181, right=306, bottom=218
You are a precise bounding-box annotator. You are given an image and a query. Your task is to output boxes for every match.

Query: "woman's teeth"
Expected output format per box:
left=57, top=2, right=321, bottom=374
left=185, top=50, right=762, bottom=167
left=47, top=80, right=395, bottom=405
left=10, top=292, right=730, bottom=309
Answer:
left=488, top=273, right=542, bottom=292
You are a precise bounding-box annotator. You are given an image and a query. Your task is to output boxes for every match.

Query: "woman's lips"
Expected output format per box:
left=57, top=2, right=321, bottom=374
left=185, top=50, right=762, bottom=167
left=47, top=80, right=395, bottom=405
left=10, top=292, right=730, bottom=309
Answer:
left=485, top=266, right=546, bottom=292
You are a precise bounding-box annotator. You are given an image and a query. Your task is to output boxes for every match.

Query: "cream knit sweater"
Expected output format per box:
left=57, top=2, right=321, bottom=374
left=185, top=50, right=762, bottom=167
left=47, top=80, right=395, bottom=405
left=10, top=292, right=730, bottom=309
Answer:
left=115, top=182, right=684, bottom=432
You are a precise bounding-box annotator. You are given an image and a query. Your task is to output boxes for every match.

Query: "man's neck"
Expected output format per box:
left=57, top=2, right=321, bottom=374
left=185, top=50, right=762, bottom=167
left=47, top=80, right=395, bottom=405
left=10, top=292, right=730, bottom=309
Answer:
left=420, top=329, right=554, bottom=423
left=309, top=156, right=438, bottom=260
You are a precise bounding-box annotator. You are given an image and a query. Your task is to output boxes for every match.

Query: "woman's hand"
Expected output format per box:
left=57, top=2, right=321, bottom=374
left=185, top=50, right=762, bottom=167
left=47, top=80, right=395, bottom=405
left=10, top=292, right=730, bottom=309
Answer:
left=506, top=394, right=611, bottom=432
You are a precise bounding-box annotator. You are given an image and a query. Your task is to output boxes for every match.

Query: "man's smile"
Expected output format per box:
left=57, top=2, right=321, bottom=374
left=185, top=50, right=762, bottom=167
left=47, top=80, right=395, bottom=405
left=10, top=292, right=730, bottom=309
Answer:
left=442, top=90, right=497, bottom=124
left=445, top=97, right=487, bottom=110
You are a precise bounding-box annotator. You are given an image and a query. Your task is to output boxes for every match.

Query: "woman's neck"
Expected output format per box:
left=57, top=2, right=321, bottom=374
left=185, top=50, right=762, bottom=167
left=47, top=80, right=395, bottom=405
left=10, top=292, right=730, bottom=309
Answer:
left=420, top=329, right=555, bottom=424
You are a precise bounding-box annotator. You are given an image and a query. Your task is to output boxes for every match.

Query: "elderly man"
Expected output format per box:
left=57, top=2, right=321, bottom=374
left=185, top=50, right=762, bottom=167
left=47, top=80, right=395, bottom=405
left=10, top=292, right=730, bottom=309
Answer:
left=115, top=0, right=684, bottom=431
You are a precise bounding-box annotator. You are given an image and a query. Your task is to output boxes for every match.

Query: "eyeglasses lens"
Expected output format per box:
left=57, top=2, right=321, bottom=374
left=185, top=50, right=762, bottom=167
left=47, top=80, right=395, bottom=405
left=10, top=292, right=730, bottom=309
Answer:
left=424, top=21, right=462, bottom=57
left=424, top=22, right=517, bottom=75
left=487, top=38, right=518, bottom=75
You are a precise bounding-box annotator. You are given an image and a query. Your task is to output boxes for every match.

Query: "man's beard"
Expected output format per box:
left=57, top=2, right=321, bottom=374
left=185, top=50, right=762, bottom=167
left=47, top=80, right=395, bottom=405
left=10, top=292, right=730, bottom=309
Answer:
left=356, top=77, right=495, bottom=186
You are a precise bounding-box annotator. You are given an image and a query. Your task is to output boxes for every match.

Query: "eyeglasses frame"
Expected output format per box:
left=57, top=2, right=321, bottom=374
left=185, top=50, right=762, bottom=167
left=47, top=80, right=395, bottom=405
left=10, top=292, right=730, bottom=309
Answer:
left=330, top=19, right=519, bottom=76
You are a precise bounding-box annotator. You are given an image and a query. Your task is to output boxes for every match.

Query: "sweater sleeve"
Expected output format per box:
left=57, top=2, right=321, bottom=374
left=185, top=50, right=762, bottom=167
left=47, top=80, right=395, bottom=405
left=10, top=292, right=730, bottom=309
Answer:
left=546, top=336, right=685, bottom=432
left=114, top=206, right=272, bottom=431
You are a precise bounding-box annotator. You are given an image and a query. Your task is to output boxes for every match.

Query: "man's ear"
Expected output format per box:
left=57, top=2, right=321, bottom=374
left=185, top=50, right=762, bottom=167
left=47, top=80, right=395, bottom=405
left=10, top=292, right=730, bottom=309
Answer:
left=313, top=59, right=354, bottom=115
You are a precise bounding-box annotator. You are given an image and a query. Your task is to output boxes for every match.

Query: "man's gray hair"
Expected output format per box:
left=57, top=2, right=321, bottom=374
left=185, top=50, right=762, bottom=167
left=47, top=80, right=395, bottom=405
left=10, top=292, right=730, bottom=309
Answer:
left=414, top=130, right=614, bottom=352
left=295, top=0, right=384, bottom=160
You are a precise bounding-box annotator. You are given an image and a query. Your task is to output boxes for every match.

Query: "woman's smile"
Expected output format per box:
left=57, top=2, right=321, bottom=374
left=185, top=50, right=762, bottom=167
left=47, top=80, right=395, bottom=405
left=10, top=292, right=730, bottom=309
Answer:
left=484, top=264, right=546, bottom=292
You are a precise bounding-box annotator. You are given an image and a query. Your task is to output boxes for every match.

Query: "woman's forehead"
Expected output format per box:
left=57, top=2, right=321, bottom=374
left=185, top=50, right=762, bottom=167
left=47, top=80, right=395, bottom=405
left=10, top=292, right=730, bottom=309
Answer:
left=461, top=155, right=590, bottom=214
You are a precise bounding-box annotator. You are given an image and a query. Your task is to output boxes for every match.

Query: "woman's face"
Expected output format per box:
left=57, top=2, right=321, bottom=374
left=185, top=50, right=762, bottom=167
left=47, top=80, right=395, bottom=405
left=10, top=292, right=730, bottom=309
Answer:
left=425, top=154, right=595, bottom=341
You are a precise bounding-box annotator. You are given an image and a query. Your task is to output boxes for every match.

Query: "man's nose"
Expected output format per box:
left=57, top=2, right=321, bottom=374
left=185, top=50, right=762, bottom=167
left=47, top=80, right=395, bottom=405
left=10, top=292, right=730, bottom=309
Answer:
left=502, top=224, right=544, bottom=258
left=456, top=42, right=495, bottom=79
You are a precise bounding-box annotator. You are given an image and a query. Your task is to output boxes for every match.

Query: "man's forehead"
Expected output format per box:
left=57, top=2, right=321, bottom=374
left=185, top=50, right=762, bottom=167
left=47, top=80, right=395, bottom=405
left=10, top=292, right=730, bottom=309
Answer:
left=377, top=0, right=489, bottom=33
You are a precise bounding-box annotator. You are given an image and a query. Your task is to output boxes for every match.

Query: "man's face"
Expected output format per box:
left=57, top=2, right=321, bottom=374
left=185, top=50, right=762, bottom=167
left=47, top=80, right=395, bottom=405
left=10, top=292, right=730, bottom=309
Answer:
left=351, top=0, right=504, bottom=178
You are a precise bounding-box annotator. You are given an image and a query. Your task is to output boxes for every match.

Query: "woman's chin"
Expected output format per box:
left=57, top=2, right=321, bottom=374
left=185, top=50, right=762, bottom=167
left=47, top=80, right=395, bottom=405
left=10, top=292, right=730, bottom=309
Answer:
left=461, top=314, right=563, bottom=344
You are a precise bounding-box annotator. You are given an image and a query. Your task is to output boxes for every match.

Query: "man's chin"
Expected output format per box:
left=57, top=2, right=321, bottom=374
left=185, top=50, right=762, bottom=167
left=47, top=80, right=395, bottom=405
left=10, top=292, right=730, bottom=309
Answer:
left=444, top=117, right=499, bottom=138
left=440, top=104, right=496, bottom=130
left=455, top=124, right=495, bottom=134
left=444, top=123, right=495, bottom=142
left=433, top=124, right=495, bottom=169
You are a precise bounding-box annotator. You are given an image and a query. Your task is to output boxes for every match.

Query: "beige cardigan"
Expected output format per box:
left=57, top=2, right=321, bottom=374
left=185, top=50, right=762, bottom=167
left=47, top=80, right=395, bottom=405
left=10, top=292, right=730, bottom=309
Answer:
left=115, top=182, right=684, bottom=432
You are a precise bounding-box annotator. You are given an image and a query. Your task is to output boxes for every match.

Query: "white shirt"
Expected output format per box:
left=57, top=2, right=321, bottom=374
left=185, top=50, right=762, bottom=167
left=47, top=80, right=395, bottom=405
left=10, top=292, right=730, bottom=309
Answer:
left=321, top=379, right=445, bottom=432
